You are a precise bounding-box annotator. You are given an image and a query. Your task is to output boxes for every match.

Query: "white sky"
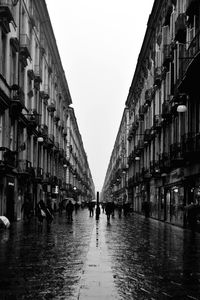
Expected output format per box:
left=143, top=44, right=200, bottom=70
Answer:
left=46, top=0, right=155, bottom=192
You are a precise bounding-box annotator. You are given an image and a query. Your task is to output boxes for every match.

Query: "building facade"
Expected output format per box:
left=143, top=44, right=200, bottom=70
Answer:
left=101, top=108, right=129, bottom=206
left=126, top=0, right=200, bottom=227
left=103, top=0, right=200, bottom=228
left=0, top=0, right=94, bottom=221
left=64, top=107, right=95, bottom=204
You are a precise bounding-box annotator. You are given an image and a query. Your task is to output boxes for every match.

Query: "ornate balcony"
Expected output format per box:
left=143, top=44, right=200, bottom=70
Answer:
left=153, top=115, right=162, bottom=130
left=44, top=134, right=54, bottom=148
left=10, top=85, right=25, bottom=115
left=38, top=124, right=48, bottom=137
left=154, top=67, right=162, bottom=87
left=34, top=65, right=42, bottom=84
left=40, top=84, right=49, bottom=100
left=162, top=44, right=172, bottom=69
left=144, top=88, right=154, bottom=106
left=17, top=160, right=32, bottom=176
left=25, top=110, right=40, bottom=128
left=35, top=167, right=44, bottom=182
left=47, top=103, right=56, bottom=113
left=20, top=34, right=31, bottom=59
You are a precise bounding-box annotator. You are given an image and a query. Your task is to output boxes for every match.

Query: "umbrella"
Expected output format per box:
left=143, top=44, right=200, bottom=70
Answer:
left=0, top=216, right=10, bottom=229
left=65, top=198, right=76, bottom=205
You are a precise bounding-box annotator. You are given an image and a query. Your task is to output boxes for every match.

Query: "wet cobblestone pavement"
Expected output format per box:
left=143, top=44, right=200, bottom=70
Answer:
left=1, top=208, right=200, bottom=299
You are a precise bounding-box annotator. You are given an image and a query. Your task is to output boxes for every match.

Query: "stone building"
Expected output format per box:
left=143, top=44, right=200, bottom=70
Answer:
left=64, top=107, right=95, bottom=204
left=126, top=0, right=200, bottom=227
left=101, top=108, right=129, bottom=206
left=103, top=0, right=200, bottom=228
left=0, top=0, right=94, bottom=221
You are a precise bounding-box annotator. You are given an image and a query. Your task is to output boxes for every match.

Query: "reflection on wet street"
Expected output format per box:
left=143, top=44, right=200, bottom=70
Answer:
left=105, top=214, right=200, bottom=299
left=0, top=209, right=94, bottom=300
left=1, top=208, right=200, bottom=299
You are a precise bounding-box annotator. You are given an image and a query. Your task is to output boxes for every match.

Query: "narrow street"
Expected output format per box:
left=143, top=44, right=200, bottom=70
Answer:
left=1, top=208, right=200, bottom=300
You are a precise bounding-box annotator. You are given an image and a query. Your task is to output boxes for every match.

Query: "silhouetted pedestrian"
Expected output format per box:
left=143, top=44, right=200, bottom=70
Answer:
left=117, top=204, right=122, bottom=218
left=96, top=204, right=100, bottom=220
left=185, top=202, right=200, bottom=232
left=142, top=200, right=150, bottom=218
left=105, top=202, right=113, bottom=223
left=66, top=200, right=74, bottom=222
left=123, top=202, right=131, bottom=217
left=101, top=203, right=105, bottom=213
left=111, top=201, right=115, bottom=218
left=36, top=199, right=46, bottom=228
left=88, top=201, right=94, bottom=217
left=75, top=202, right=79, bottom=213
left=21, top=198, right=33, bottom=223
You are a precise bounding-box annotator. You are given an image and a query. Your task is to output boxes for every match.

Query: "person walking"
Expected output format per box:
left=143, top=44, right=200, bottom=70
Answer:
left=185, top=202, right=200, bottom=233
left=142, top=200, right=150, bottom=218
left=105, top=202, right=113, bottom=224
left=66, top=200, right=74, bottom=222
left=117, top=204, right=122, bottom=218
left=36, top=199, right=46, bottom=229
left=88, top=201, right=94, bottom=217
left=21, top=197, right=33, bottom=223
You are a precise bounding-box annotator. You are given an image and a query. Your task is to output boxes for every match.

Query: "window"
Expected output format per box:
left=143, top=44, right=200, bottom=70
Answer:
left=1, top=32, right=7, bottom=77
left=10, top=48, right=17, bottom=86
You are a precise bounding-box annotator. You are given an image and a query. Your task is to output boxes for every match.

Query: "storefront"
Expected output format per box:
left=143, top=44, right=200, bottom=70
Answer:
left=164, top=184, right=185, bottom=226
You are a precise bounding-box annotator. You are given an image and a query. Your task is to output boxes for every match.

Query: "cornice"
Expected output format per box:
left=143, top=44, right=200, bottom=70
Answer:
left=125, top=0, right=163, bottom=107
left=35, top=0, right=72, bottom=106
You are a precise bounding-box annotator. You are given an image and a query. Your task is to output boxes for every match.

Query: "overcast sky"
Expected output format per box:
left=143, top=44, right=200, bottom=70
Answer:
left=46, top=0, right=155, bottom=192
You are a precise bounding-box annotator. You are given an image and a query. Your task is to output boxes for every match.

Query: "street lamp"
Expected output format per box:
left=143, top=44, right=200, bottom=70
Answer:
left=135, top=156, right=141, bottom=161
left=37, top=136, right=44, bottom=143
left=176, top=93, right=188, bottom=113
left=177, top=104, right=187, bottom=113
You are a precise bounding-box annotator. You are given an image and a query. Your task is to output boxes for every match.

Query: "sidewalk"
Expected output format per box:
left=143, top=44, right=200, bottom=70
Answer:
left=78, top=214, right=120, bottom=300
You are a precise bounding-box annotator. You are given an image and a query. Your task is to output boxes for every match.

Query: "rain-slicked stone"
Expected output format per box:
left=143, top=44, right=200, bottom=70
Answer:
left=1, top=209, right=200, bottom=299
